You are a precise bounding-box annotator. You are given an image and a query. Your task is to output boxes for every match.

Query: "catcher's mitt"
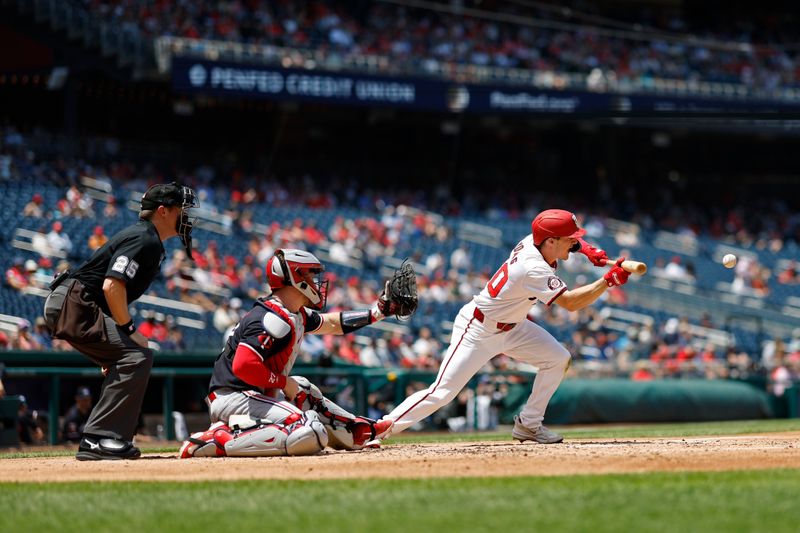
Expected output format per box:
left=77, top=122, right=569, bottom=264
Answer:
left=379, top=261, right=418, bottom=319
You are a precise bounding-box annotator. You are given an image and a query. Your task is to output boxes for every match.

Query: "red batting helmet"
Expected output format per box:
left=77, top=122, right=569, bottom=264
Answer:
left=531, top=209, right=586, bottom=246
left=266, top=249, right=328, bottom=310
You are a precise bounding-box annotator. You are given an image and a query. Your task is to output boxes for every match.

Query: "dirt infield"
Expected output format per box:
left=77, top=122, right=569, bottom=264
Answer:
left=3, top=432, right=799, bottom=482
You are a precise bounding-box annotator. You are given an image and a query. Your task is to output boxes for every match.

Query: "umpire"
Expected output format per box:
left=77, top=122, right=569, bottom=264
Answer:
left=43, top=182, right=198, bottom=460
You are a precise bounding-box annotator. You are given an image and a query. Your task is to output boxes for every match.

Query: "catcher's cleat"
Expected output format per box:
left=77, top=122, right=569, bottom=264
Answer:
left=179, top=422, right=232, bottom=458
left=511, top=416, right=563, bottom=444
left=76, top=436, right=141, bottom=461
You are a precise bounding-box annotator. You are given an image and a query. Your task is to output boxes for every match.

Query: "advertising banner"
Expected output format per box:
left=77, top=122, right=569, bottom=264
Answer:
left=172, top=57, right=800, bottom=116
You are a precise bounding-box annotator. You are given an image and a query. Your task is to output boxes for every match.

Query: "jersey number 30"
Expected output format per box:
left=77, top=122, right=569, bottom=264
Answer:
left=487, top=263, right=509, bottom=297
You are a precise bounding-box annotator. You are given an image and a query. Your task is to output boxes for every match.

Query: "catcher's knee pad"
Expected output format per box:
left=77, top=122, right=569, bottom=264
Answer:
left=224, top=411, right=328, bottom=457
left=286, top=410, right=328, bottom=456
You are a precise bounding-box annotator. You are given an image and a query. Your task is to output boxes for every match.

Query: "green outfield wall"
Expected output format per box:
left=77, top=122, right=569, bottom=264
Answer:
left=543, top=379, right=775, bottom=424
left=1, top=351, right=796, bottom=444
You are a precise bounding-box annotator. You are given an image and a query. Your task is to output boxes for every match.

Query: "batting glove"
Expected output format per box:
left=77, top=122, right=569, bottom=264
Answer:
left=578, top=238, right=609, bottom=267
left=603, top=258, right=630, bottom=287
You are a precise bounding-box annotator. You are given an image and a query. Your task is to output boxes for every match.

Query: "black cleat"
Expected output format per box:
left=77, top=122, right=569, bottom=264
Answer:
left=76, top=436, right=142, bottom=461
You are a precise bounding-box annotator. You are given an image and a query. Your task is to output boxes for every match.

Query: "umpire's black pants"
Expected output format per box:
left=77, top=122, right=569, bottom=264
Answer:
left=44, top=283, right=153, bottom=442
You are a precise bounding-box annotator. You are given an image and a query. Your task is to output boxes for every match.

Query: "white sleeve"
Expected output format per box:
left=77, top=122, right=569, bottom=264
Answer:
left=522, top=267, right=567, bottom=306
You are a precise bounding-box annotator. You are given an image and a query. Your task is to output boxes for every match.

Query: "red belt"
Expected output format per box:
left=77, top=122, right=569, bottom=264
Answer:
left=205, top=391, right=217, bottom=407
left=473, top=307, right=516, bottom=332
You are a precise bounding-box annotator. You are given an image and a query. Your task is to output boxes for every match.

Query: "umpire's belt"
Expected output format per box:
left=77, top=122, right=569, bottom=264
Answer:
left=473, top=308, right=516, bottom=332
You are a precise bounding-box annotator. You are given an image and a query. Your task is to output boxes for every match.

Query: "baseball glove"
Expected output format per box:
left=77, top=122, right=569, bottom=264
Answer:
left=378, top=261, right=418, bottom=319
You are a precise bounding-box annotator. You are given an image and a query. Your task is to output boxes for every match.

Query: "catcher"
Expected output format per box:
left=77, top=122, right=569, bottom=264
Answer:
left=180, top=249, right=417, bottom=457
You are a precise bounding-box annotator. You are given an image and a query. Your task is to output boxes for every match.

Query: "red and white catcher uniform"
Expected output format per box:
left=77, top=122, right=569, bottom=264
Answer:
left=181, top=297, right=384, bottom=457
left=385, top=234, right=571, bottom=436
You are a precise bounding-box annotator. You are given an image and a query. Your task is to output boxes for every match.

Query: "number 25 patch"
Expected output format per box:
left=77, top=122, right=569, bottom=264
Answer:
left=112, top=256, right=140, bottom=279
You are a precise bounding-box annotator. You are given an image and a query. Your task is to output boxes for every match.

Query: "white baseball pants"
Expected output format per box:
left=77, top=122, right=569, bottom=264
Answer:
left=208, top=388, right=302, bottom=426
left=387, top=301, right=571, bottom=432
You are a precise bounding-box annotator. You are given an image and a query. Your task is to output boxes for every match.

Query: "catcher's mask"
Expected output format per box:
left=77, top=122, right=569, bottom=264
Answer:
left=266, top=249, right=328, bottom=310
left=141, top=182, right=199, bottom=257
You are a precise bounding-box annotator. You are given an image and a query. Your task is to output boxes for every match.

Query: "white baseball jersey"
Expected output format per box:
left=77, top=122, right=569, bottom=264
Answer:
left=386, top=232, right=574, bottom=435
left=473, top=234, right=567, bottom=323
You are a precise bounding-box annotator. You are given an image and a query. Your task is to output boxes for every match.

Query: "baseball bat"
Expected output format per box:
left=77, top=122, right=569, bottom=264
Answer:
left=602, top=258, right=648, bottom=275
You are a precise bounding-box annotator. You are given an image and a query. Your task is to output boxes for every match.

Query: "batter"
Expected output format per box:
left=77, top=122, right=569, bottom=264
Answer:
left=377, top=209, right=630, bottom=444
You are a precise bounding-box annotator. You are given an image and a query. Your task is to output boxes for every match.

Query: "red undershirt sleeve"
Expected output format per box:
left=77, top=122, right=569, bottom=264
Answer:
left=231, top=343, right=287, bottom=389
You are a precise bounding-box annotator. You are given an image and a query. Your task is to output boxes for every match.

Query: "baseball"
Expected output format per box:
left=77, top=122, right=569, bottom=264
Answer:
left=722, top=254, right=737, bottom=269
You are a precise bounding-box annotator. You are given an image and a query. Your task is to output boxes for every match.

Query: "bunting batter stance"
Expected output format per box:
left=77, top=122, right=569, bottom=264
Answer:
left=375, top=209, right=630, bottom=445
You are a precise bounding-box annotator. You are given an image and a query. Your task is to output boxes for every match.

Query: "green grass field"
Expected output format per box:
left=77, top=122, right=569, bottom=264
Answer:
left=2, top=419, right=799, bottom=532
left=3, top=471, right=800, bottom=533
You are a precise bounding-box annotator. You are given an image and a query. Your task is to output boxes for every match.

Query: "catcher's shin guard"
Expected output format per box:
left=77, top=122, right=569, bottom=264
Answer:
left=290, top=375, right=394, bottom=450
left=223, top=411, right=328, bottom=457
left=286, top=411, right=329, bottom=455
left=179, top=422, right=233, bottom=458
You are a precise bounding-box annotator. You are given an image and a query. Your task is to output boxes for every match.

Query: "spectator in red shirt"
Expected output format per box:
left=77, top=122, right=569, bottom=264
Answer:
left=0, top=331, right=10, bottom=351
left=336, top=337, right=361, bottom=365
left=5, top=257, right=29, bottom=291
left=103, top=197, right=119, bottom=219
left=631, top=361, right=655, bottom=381
left=88, top=225, right=109, bottom=252
left=23, top=193, right=44, bottom=217
left=149, top=314, right=169, bottom=343
left=304, top=221, right=325, bottom=245
left=137, top=311, right=156, bottom=340
left=778, top=261, right=799, bottom=285
left=676, top=346, right=697, bottom=361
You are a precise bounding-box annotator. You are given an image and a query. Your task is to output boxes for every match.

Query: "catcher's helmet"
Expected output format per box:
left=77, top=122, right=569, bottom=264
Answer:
left=266, top=249, right=328, bottom=310
left=531, top=209, right=585, bottom=246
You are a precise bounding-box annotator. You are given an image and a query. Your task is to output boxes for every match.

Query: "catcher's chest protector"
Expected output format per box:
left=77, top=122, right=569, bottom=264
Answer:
left=258, top=298, right=307, bottom=376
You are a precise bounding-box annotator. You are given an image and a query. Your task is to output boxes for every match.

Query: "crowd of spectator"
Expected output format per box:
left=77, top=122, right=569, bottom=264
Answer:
left=1, top=123, right=799, bottom=400
left=5, top=123, right=800, bottom=253
left=75, top=0, right=800, bottom=94
left=8, top=187, right=796, bottom=389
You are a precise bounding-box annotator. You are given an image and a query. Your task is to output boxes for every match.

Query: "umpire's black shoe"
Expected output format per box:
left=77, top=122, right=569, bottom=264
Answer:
left=76, top=435, right=141, bottom=461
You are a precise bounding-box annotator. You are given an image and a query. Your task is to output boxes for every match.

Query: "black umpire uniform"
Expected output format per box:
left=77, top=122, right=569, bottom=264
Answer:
left=43, top=182, right=198, bottom=460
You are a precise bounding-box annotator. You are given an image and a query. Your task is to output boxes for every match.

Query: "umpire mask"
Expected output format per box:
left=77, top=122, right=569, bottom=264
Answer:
left=141, top=182, right=199, bottom=258
left=176, top=185, right=199, bottom=258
